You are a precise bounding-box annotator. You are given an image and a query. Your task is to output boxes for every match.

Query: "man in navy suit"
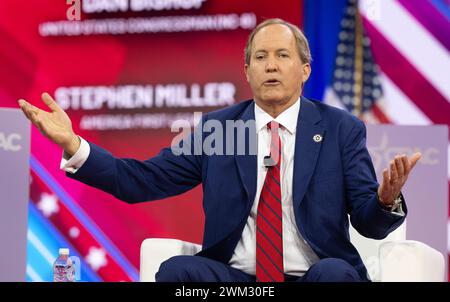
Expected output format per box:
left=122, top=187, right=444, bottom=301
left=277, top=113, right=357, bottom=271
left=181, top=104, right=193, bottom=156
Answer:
left=19, top=18, right=420, bottom=282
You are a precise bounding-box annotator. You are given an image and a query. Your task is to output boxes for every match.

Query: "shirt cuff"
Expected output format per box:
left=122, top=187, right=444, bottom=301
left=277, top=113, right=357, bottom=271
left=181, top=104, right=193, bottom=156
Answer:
left=60, top=137, right=90, bottom=174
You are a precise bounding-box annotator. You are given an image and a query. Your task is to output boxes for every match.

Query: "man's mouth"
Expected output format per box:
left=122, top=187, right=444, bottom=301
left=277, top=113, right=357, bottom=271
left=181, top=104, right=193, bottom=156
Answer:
left=263, top=79, right=281, bottom=86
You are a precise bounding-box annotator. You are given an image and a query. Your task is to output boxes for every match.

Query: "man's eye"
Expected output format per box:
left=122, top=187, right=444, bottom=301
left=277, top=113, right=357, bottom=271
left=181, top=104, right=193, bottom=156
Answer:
left=279, top=53, right=289, bottom=58
left=256, top=55, right=265, bottom=60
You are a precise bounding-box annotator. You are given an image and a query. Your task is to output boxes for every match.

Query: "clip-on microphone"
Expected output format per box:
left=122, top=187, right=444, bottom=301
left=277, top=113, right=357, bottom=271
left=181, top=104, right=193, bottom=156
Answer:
left=263, top=155, right=276, bottom=167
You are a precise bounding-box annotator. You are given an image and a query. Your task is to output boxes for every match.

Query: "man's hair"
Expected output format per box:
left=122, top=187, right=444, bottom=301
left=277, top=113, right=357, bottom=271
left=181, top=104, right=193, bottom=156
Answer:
left=244, top=18, right=312, bottom=65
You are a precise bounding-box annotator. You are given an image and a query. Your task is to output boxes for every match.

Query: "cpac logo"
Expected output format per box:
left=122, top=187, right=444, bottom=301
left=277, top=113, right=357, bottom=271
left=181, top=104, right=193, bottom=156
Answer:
left=0, top=132, right=22, bottom=152
left=369, top=133, right=439, bottom=171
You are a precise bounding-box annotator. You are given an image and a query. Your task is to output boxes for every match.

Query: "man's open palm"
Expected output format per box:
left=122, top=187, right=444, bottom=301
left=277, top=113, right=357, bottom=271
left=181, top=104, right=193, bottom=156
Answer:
left=18, top=93, right=80, bottom=155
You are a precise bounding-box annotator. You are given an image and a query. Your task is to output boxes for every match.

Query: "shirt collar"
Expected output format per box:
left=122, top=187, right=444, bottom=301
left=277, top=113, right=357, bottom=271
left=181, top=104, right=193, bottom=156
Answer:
left=254, top=97, right=301, bottom=134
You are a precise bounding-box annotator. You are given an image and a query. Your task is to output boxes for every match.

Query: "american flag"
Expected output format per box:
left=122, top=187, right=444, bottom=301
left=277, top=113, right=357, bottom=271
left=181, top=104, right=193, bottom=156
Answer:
left=325, top=0, right=388, bottom=123
left=324, top=0, right=450, bottom=278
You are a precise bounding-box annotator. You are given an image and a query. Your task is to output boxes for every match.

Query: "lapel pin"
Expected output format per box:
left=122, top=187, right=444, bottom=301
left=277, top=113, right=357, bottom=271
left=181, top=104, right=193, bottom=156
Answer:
left=313, top=134, right=323, bottom=143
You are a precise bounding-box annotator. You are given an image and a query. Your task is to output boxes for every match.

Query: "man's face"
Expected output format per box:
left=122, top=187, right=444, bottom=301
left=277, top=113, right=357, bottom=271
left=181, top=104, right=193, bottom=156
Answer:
left=245, top=24, right=310, bottom=107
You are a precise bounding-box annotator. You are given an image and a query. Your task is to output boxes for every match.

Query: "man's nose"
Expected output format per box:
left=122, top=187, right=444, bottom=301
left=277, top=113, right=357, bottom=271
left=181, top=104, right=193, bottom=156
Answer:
left=265, top=59, right=278, bottom=72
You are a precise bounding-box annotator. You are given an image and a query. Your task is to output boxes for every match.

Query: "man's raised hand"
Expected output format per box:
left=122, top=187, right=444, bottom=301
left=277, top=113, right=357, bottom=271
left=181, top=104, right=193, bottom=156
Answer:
left=377, top=152, right=422, bottom=206
left=18, top=92, right=80, bottom=156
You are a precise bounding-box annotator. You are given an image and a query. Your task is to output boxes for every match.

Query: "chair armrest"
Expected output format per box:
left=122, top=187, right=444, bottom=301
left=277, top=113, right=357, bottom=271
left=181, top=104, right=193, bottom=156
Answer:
left=140, top=238, right=202, bottom=282
left=379, top=240, right=445, bottom=282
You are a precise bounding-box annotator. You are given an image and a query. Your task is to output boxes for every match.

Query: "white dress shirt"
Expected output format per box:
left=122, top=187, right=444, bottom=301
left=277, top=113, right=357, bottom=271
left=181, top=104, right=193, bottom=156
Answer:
left=229, top=98, right=320, bottom=276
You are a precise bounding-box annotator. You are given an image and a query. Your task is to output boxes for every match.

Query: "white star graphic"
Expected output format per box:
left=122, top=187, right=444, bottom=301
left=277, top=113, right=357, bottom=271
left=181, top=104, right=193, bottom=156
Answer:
left=86, top=247, right=108, bottom=271
left=37, top=193, right=59, bottom=217
left=69, top=227, right=80, bottom=238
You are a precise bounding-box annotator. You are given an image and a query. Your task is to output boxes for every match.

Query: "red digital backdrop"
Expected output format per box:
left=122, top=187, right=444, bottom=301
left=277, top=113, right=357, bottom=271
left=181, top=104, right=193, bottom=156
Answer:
left=0, top=0, right=302, bottom=280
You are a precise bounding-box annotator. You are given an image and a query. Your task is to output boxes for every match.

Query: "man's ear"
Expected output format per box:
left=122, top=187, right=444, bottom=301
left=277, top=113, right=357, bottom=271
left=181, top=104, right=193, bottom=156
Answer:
left=302, top=63, right=311, bottom=83
left=244, top=64, right=250, bottom=82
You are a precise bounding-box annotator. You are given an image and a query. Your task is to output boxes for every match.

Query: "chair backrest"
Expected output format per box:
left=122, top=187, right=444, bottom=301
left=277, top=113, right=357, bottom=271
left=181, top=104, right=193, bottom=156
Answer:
left=349, top=220, right=406, bottom=281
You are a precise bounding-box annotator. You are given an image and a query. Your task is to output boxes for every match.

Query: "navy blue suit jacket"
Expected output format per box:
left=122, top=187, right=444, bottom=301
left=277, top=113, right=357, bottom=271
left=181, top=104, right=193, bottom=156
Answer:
left=68, top=96, right=406, bottom=280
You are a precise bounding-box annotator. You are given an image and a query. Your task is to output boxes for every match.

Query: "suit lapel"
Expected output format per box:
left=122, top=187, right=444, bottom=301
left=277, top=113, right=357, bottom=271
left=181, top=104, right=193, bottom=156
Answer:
left=293, top=97, right=324, bottom=210
left=234, top=101, right=258, bottom=211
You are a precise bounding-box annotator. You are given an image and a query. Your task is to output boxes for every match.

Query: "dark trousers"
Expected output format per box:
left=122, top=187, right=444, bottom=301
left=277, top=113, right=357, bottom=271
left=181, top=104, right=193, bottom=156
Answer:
left=155, top=255, right=364, bottom=282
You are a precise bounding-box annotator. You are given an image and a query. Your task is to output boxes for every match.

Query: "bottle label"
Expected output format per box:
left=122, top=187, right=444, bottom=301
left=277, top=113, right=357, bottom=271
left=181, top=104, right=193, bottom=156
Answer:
left=53, top=265, right=68, bottom=282
left=53, top=253, right=80, bottom=282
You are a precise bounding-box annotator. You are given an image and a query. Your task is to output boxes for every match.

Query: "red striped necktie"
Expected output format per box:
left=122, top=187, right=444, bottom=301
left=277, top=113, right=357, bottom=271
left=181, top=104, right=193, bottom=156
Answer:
left=256, top=121, right=284, bottom=282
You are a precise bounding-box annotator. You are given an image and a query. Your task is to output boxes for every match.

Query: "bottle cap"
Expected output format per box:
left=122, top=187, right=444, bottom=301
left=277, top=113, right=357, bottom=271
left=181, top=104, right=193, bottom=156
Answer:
left=59, top=248, right=70, bottom=255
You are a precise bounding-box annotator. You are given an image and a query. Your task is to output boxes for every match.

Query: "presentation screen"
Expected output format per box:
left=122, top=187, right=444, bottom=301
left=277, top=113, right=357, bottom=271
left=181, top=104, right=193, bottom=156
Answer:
left=0, top=0, right=302, bottom=281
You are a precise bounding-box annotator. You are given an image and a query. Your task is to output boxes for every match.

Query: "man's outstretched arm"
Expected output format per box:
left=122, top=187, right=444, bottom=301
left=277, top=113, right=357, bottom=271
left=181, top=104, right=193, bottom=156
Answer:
left=342, top=117, right=421, bottom=239
left=19, top=92, right=203, bottom=203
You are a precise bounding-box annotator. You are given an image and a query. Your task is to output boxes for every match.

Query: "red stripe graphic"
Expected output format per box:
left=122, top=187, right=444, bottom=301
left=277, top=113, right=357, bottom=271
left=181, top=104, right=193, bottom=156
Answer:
left=363, top=17, right=450, bottom=135
left=30, top=170, right=133, bottom=281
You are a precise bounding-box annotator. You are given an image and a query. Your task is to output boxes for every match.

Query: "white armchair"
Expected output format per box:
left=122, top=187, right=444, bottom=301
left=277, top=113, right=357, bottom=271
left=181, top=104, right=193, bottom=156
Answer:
left=140, top=223, right=445, bottom=282
left=348, top=222, right=445, bottom=281
left=140, top=238, right=202, bottom=282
